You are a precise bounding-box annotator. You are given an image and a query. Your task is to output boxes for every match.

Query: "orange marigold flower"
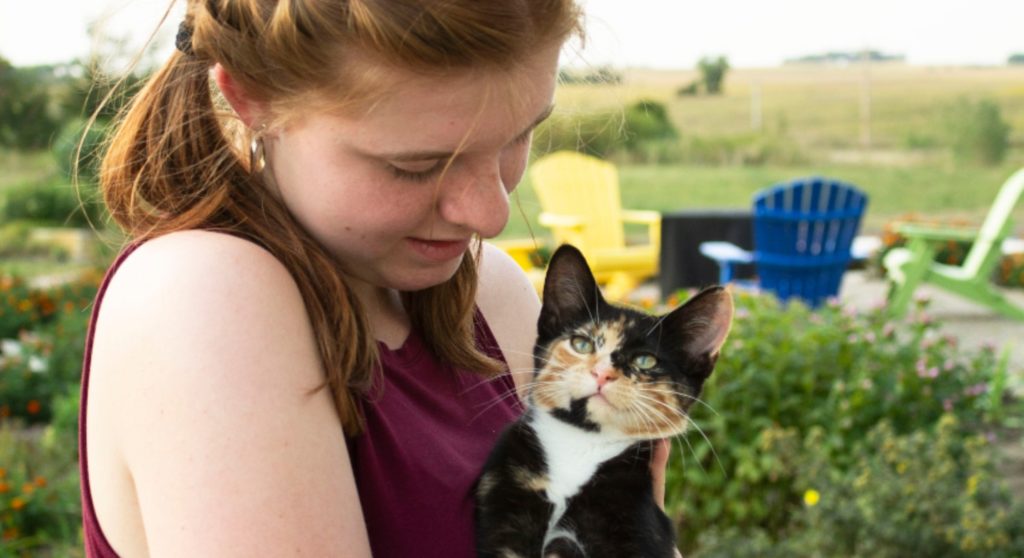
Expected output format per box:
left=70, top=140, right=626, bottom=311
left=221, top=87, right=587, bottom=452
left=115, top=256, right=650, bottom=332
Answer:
left=33, top=476, right=46, bottom=488
left=39, top=298, right=56, bottom=316
left=64, top=301, right=75, bottom=313
left=2, top=527, right=18, bottom=540
left=21, top=483, right=34, bottom=495
left=0, top=481, right=9, bottom=493
left=11, top=497, right=25, bottom=511
left=0, top=405, right=10, bottom=418
left=26, top=400, right=41, bottom=415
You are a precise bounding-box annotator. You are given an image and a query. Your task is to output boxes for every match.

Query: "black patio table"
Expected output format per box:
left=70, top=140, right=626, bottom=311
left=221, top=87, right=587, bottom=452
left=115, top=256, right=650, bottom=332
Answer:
left=658, top=208, right=756, bottom=294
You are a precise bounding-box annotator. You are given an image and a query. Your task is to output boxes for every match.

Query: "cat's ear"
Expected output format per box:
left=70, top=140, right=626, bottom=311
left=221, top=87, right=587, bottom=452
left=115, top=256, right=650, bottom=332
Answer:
left=538, top=245, right=603, bottom=336
left=665, top=286, right=734, bottom=362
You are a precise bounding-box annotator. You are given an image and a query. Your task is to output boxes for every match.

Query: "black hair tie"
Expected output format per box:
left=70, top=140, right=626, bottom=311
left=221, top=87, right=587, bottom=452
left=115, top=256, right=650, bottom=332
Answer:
left=175, top=20, right=194, bottom=55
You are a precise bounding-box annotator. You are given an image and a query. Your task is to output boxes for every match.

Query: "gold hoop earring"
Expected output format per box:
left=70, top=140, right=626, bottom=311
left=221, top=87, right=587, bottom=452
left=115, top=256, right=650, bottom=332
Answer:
left=249, top=126, right=267, bottom=174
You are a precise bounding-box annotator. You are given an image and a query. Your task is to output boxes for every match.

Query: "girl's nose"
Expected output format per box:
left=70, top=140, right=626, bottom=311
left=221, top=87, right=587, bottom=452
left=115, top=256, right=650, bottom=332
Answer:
left=438, top=161, right=510, bottom=238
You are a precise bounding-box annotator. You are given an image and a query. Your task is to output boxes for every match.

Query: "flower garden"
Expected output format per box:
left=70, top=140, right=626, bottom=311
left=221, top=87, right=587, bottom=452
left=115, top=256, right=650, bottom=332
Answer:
left=1, top=270, right=100, bottom=556
left=664, top=290, right=1024, bottom=556
left=1, top=260, right=1022, bottom=555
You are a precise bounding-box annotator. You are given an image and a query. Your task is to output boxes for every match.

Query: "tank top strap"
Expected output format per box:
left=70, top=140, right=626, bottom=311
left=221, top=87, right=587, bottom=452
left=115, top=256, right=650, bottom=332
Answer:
left=79, top=242, right=143, bottom=558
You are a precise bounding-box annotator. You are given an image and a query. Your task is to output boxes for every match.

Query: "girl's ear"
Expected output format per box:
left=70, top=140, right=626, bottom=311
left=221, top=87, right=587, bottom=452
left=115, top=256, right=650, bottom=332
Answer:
left=212, top=64, right=265, bottom=128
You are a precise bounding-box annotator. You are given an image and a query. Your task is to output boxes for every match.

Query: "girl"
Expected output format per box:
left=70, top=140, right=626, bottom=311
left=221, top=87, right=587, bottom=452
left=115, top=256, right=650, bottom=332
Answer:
left=79, top=1, right=672, bottom=556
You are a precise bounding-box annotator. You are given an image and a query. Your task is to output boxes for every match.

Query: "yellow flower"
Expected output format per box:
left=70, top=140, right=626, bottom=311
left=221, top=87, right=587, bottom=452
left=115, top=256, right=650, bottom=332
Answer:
left=967, top=474, right=980, bottom=496
left=803, top=489, right=821, bottom=507
left=896, top=462, right=908, bottom=474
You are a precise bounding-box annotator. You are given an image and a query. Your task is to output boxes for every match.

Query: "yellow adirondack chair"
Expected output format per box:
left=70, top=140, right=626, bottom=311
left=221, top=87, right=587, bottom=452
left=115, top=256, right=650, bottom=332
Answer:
left=529, top=151, right=661, bottom=300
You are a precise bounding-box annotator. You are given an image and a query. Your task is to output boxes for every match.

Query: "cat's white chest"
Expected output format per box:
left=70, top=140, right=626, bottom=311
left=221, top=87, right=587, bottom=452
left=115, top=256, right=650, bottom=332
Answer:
left=531, top=410, right=633, bottom=509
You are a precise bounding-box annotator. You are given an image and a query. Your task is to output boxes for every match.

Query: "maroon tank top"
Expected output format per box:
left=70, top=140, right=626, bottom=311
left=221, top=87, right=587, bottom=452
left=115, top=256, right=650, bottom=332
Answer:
left=79, top=244, right=523, bottom=557
left=79, top=243, right=138, bottom=558
left=348, top=315, right=522, bottom=558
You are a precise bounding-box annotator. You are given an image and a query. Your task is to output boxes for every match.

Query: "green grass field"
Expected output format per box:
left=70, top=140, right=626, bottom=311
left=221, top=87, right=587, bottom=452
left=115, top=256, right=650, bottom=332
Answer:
left=498, top=64, right=1024, bottom=241
left=501, top=162, right=1024, bottom=239
left=555, top=65, right=1024, bottom=151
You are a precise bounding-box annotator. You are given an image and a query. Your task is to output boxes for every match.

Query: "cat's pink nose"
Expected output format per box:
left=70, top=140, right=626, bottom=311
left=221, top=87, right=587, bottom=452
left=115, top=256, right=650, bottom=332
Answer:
left=592, top=365, right=617, bottom=387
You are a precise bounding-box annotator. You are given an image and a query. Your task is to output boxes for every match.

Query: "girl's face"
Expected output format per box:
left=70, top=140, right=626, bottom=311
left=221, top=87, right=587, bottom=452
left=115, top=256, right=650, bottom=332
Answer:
left=264, top=46, right=560, bottom=294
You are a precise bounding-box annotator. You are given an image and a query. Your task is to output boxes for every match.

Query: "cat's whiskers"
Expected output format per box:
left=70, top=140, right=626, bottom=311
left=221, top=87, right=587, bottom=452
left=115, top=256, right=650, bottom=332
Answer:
left=622, top=395, right=665, bottom=439
left=675, top=425, right=708, bottom=475
left=650, top=382, right=721, bottom=418
left=630, top=392, right=725, bottom=476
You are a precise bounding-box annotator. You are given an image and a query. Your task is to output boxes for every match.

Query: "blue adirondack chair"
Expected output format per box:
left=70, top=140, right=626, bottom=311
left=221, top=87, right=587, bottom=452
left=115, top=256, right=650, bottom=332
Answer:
left=700, top=177, right=869, bottom=307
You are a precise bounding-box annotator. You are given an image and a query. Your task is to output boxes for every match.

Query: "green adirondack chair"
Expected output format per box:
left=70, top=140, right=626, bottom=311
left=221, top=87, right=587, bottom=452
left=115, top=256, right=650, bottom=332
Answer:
left=883, top=168, right=1024, bottom=320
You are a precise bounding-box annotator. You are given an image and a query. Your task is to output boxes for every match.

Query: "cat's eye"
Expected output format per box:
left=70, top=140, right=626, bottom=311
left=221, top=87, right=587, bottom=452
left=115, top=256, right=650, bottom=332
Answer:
left=632, top=354, right=658, bottom=370
left=569, top=335, right=594, bottom=354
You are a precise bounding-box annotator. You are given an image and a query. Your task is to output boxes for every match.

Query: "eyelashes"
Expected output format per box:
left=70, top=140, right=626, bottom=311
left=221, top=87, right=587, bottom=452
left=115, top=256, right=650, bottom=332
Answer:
left=388, top=161, right=444, bottom=183
left=386, top=131, right=533, bottom=183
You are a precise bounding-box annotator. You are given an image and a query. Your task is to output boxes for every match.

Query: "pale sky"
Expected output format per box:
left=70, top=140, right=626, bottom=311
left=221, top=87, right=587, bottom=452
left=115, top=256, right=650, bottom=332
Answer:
left=2, top=0, right=1023, bottom=69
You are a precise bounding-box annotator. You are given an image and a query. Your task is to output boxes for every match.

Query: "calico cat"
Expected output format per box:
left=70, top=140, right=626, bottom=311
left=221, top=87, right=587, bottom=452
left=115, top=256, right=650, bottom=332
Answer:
left=475, top=245, right=733, bottom=558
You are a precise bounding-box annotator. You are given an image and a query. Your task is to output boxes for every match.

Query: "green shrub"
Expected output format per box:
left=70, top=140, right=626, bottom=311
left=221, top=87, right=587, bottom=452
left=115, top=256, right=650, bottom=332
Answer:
left=0, top=419, right=83, bottom=554
left=622, top=100, right=677, bottom=150
left=533, top=100, right=679, bottom=161
left=694, top=417, right=1024, bottom=557
left=944, top=97, right=1011, bottom=166
left=533, top=110, right=624, bottom=159
left=792, top=417, right=1024, bottom=557
left=0, top=274, right=58, bottom=341
left=52, top=119, right=107, bottom=187
left=0, top=272, right=100, bottom=424
left=0, top=178, right=103, bottom=228
left=662, top=290, right=1019, bottom=553
left=677, top=133, right=805, bottom=166
left=998, top=252, right=1024, bottom=287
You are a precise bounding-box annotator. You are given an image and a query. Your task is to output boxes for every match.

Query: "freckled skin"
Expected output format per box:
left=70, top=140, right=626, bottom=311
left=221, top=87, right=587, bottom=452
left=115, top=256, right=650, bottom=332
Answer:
left=476, top=245, right=734, bottom=558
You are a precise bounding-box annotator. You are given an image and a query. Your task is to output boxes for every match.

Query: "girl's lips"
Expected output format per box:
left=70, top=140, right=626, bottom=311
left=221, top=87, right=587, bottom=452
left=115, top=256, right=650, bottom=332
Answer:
left=406, top=237, right=471, bottom=262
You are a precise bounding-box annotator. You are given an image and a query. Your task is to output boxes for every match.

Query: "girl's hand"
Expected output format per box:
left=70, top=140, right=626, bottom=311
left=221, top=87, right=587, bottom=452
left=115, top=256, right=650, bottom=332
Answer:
left=651, top=439, right=685, bottom=558
left=651, top=438, right=671, bottom=510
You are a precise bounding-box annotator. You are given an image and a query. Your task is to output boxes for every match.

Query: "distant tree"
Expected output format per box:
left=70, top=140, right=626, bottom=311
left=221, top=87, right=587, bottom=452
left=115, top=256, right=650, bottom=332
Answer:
left=1009, top=53, right=1024, bottom=65
left=0, top=56, right=64, bottom=149
left=698, top=56, right=729, bottom=95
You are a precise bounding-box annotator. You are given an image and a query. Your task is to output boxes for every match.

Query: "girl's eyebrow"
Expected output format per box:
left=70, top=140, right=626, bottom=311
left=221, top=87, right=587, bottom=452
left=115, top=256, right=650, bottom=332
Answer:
left=379, top=104, right=556, bottom=163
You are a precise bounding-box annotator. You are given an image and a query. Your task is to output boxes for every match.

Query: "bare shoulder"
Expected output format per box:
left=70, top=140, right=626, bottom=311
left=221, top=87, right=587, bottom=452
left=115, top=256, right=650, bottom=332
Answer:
left=97, top=230, right=320, bottom=389
left=476, top=242, right=541, bottom=395
left=90, top=230, right=371, bottom=556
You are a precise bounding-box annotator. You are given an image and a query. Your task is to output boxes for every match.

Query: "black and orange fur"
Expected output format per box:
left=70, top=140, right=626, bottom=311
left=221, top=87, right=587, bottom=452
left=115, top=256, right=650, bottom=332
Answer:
left=476, top=245, right=733, bottom=558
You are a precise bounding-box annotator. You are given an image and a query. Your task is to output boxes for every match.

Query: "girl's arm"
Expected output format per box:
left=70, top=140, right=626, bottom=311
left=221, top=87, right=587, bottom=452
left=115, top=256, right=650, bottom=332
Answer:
left=89, top=231, right=373, bottom=557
